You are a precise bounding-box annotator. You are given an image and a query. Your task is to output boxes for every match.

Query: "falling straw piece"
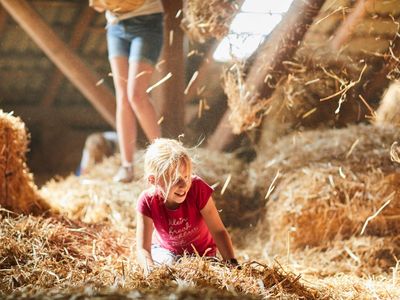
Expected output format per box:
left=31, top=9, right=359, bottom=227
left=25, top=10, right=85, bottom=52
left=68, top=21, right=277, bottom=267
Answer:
left=360, top=194, right=393, bottom=235
left=95, top=78, right=104, bottom=86
left=265, top=170, right=280, bottom=200
left=146, top=72, right=172, bottom=93
left=187, top=50, right=197, bottom=57
left=302, top=108, right=317, bottom=119
left=220, top=174, right=231, bottom=195
left=157, top=116, right=164, bottom=125
left=346, top=138, right=360, bottom=158
left=198, top=99, right=204, bottom=119
left=305, top=78, right=320, bottom=85
left=210, top=182, right=220, bottom=189
left=338, top=167, right=346, bottom=179
left=393, top=259, right=400, bottom=286
left=135, top=71, right=151, bottom=79
left=344, top=246, right=360, bottom=263
left=155, top=59, right=166, bottom=72
left=184, top=71, right=199, bottom=95
left=358, top=94, right=376, bottom=119
left=169, top=30, right=174, bottom=46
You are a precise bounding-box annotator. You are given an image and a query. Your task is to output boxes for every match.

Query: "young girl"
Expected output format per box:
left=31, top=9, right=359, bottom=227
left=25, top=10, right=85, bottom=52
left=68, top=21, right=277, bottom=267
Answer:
left=136, top=138, right=237, bottom=273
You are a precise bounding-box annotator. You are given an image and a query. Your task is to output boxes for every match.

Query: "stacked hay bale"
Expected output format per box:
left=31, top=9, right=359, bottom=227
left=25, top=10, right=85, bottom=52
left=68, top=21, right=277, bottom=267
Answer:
left=0, top=110, right=49, bottom=214
left=192, top=148, right=258, bottom=228
left=250, top=124, right=400, bottom=270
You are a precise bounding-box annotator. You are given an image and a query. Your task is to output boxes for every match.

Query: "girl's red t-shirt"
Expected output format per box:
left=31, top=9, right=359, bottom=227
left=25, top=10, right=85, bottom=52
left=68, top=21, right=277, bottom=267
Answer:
left=137, top=176, right=216, bottom=256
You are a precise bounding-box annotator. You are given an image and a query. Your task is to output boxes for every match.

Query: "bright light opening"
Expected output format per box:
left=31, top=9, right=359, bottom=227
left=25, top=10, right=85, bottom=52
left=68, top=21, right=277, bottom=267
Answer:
left=213, top=0, right=294, bottom=62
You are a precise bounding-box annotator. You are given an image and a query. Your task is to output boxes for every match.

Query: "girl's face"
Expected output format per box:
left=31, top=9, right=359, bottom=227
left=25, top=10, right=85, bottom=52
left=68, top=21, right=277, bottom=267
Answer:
left=159, top=163, right=192, bottom=209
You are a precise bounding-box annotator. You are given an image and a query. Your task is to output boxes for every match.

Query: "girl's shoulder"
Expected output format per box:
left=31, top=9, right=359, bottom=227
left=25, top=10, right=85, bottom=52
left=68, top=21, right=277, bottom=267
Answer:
left=190, top=175, right=212, bottom=189
left=138, top=187, right=161, bottom=204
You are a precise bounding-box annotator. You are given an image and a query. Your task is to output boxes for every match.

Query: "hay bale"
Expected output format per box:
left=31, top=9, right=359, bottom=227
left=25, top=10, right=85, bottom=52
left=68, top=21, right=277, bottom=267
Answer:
left=250, top=124, right=400, bottom=251
left=0, top=111, right=49, bottom=214
left=41, top=155, right=145, bottom=230
left=192, top=148, right=260, bottom=228
left=295, top=236, right=400, bottom=275
left=375, top=81, right=400, bottom=127
left=181, top=0, right=240, bottom=43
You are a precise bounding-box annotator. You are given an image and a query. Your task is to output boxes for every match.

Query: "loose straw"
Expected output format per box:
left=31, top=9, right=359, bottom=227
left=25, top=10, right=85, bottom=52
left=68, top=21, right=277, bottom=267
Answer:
left=220, top=174, right=231, bottom=195
left=360, top=194, right=394, bottom=235
left=146, top=72, right=172, bottom=93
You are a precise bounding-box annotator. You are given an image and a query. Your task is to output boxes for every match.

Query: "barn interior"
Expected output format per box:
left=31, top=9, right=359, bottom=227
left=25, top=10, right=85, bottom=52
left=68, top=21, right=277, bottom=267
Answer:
left=1, top=0, right=400, bottom=298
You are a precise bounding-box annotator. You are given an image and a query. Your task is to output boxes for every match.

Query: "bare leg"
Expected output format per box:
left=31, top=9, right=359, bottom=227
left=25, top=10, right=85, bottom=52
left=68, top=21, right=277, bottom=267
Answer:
left=110, top=56, right=137, bottom=167
left=127, top=61, right=161, bottom=142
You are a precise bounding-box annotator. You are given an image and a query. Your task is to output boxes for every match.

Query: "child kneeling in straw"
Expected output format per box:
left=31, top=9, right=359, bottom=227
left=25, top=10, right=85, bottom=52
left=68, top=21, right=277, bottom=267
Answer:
left=136, top=138, right=238, bottom=273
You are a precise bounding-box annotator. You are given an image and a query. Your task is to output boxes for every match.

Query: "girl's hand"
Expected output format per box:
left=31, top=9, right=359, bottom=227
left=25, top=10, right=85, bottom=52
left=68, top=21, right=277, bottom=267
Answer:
left=144, top=264, right=154, bottom=276
left=225, top=258, right=241, bottom=269
left=92, top=6, right=106, bottom=13
left=88, top=0, right=106, bottom=12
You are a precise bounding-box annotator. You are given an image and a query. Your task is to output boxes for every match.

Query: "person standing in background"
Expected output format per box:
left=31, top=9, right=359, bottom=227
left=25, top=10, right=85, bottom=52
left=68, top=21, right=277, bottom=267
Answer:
left=90, top=0, right=164, bottom=183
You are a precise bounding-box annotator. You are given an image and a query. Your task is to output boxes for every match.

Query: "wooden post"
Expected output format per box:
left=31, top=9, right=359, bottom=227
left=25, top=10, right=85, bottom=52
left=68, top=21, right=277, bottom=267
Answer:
left=0, top=0, right=116, bottom=128
left=206, top=109, right=235, bottom=151
left=330, top=0, right=372, bottom=50
left=208, top=0, right=326, bottom=151
left=159, top=0, right=185, bottom=138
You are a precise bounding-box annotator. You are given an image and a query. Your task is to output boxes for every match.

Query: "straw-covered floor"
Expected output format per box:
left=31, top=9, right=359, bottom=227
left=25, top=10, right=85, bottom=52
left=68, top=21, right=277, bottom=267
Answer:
left=1, top=110, right=400, bottom=298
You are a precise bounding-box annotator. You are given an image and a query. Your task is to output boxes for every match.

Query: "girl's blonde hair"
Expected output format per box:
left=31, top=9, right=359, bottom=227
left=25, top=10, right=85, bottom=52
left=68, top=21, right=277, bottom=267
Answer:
left=144, top=138, right=192, bottom=198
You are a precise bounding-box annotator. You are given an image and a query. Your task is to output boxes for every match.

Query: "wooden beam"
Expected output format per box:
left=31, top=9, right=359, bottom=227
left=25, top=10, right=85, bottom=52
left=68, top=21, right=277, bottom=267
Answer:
left=0, top=6, right=7, bottom=34
left=246, top=0, right=326, bottom=99
left=330, top=0, right=372, bottom=51
left=2, top=105, right=109, bottom=129
left=42, top=6, right=96, bottom=107
left=159, top=0, right=185, bottom=138
left=208, top=0, right=326, bottom=151
left=0, top=0, right=116, bottom=128
left=206, top=109, right=235, bottom=151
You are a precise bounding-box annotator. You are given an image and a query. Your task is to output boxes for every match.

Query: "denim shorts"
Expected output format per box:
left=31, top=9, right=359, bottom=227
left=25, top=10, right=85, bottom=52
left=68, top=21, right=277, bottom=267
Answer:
left=106, top=13, right=163, bottom=65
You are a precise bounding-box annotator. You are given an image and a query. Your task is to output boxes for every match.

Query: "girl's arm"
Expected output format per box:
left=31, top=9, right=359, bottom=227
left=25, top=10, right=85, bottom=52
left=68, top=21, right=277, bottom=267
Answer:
left=136, top=212, right=155, bottom=274
left=200, top=196, right=236, bottom=261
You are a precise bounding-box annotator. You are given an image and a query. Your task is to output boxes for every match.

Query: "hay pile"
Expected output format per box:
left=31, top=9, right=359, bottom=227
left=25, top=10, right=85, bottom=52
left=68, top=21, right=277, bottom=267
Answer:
left=0, top=210, right=131, bottom=294
left=249, top=124, right=400, bottom=258
left=0, top=212, right=323, bottom=299
left=0, top=111, right=49, bottom=214
left=40, top=155, right=145, bottom=230
left=181, top=0, right=241, bottom=43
